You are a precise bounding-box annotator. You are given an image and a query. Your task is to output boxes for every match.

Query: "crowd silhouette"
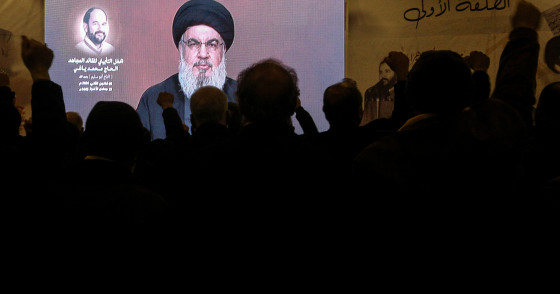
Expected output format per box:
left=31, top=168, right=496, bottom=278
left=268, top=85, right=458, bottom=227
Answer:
left=0, top=1, right=558, bottom=259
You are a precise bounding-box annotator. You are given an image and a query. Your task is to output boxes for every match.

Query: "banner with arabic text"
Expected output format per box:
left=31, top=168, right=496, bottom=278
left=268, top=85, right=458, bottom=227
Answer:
left=347, top=0, right=559, bottom=109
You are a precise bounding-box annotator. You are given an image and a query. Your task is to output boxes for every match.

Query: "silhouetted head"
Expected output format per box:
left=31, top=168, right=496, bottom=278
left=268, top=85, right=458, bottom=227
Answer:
left=66, top=111, right=84, bottom=135
left=406, top=50, right=473, bottom=114
left=340, top=77, right=358, bottom=88
left=535, top=82, right=560, bottom=133
left=82, top=101, right=145, bottom=166
left=190, top=85, right=228, bottom=128
left=236, top=58, right=299, bottom=124
left=323, top=82, right=363, bottom=128
left=0, top=86, right=21, bottom=139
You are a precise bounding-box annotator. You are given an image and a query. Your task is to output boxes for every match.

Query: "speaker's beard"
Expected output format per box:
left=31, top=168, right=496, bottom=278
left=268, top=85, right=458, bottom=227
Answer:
left=178, top=55, right=227, bottom=98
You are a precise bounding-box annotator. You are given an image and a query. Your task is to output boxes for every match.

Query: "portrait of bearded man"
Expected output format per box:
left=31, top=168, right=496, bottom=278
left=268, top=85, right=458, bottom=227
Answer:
left=360, top=57, right=397, bottom=126
left=75, top=7, right=115, bottom=56
left=137, top=0, right=237, bottom=140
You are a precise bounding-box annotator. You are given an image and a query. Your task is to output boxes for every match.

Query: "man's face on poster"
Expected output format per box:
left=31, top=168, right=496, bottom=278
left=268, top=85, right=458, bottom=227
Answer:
left=181, top=25, right=225, bottom=78
left=379, top=62, right=396, bottom=86
left=178, top=24, right=227, bottom=98
left=84, top=9, right=109, bottom=45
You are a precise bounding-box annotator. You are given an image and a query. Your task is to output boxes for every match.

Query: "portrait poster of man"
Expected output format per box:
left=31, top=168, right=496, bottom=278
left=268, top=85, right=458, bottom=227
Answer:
left=360, top=57, right=397, bottom=125
left=347, top=0, right=559, bottom=121
left=75, top=7, right=115, bottom=56
left=45, top=0, right=344, bottom=134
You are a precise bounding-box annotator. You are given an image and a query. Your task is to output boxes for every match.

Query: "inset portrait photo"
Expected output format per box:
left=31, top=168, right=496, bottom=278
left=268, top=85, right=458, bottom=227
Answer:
left=75, top=7, right=115, bottom=56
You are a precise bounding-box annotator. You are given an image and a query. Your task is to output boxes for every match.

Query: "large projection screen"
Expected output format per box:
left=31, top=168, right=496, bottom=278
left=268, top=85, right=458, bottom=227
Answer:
left=46, top=0, right=345, bottom=134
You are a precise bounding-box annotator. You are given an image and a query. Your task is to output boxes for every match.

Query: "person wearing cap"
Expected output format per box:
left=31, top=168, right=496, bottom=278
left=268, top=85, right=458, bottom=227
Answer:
left=137, top=0, right=237, bottom=140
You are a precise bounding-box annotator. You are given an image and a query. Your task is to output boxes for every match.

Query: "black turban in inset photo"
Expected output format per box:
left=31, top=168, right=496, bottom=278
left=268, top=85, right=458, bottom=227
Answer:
left=172, top=0, right=235, bottom=51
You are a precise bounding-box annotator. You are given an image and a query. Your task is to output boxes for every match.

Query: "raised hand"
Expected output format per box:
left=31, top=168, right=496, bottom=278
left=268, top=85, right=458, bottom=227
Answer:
left=21, top=35, right=53, bottom=81
left=385, top=51, right=410, bottom=82
left=512, top=0, right=541, bottom=30
left=464, top=51, right=490, bottom=72
left=156, top=92, right=175, bottom=110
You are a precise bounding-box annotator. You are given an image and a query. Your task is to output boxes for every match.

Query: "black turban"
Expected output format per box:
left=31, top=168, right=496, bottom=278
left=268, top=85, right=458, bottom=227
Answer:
left=172, top=0, right=234, bottom=51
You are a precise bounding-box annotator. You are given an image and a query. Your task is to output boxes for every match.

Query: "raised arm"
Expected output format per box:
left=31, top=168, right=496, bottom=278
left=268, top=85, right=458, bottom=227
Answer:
left=294, top=97, right=319, bottom=136
left=157, top=91, right=190, bottom=145
left=464, top=51, right=491, bottom=104
left=491, top=0, right=541, bottom=128
left=21, top=35, right=67, bottom=142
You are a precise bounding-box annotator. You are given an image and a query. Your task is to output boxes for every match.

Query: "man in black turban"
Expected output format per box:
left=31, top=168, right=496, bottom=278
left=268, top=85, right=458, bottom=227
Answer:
left=137, top=0, right=236, bottom=140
